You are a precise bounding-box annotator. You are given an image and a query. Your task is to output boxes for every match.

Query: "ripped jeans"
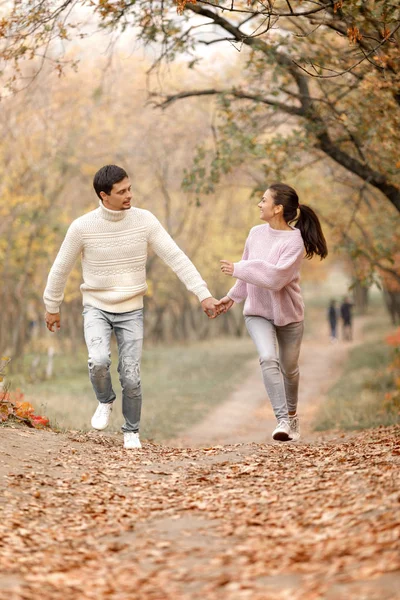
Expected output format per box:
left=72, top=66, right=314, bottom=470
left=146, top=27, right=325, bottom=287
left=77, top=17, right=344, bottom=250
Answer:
left=83, top=306, right=143, bottom=433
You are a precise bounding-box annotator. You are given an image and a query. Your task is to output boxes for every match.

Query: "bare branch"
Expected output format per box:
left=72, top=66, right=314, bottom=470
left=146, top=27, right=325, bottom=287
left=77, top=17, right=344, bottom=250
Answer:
left=293, top=22, right=400, bottom=78
left=149, top=87, right=304, bottom=116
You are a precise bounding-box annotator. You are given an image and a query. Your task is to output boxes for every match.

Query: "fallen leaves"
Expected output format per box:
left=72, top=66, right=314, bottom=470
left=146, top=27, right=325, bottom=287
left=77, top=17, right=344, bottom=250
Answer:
left=0, top=426, right=399, bottom=599
left=0, top=389, right=49, bottom=429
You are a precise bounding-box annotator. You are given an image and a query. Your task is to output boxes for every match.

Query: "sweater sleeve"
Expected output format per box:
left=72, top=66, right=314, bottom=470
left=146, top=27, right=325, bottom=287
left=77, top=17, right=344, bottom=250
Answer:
left=147, top=213, right=212, bottom=302
left=226, top=237, right=250, bottom=304
left=43, top=222, right=83, bottom=313
left=232, top=241, right=304, bottom=292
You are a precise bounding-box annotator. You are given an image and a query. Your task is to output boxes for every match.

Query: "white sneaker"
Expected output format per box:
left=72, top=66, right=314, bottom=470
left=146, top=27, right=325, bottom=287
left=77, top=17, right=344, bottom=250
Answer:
left=272, top=420, right=292, bottom=441
left=124, top=432, right=142, bottom=449
left=289, top=415, right=300, bottom=442
left=91, top=402, right=113, bottom=430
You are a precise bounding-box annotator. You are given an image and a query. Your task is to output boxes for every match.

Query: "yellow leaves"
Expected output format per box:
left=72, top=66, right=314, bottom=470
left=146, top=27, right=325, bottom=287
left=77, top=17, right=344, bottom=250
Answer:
left=0, top=357, right=11, bottom=375
left=57, top=23, right=68, bottom=41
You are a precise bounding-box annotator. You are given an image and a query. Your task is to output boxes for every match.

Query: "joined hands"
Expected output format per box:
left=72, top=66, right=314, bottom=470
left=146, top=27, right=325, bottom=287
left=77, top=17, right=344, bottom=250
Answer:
left=201, top=296, right=235, bottom=319
left=202, top=258, right=236, bottom=319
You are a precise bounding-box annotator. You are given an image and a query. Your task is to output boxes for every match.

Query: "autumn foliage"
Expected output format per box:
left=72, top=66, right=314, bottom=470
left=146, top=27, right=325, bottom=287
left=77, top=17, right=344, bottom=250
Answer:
left=384, top=328, right=400, bottom=412
left=0, top=358, right=49, bottom=428
left=0, top=388, right=50, bottom=429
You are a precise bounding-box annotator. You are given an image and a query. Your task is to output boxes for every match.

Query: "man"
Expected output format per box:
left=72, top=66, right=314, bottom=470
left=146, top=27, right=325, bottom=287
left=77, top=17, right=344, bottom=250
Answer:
left=44, top=165, right=219, bottom=449
left=340, top=296, right=353, bottom=342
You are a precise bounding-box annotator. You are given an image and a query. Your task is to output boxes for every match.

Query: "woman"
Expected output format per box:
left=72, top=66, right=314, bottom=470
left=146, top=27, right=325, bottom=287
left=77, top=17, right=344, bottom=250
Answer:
left=218, top=183, right=327, bottom=442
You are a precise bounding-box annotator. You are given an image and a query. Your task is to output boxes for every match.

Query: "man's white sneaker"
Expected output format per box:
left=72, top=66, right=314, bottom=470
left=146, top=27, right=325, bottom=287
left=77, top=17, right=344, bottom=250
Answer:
left=124, top=432, right=142, bottom=449
left=91, top=402, right=113, bottom=430
left=289, top=415, right=300, bottom=442
left=272, top=420, right=292, bottom=441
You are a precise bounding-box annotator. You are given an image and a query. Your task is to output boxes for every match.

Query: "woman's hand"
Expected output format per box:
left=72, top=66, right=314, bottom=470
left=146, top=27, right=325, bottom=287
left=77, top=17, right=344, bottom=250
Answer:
left=216, top=296, right=234, bottom=314
left=220, top=260, right=234, bottom=276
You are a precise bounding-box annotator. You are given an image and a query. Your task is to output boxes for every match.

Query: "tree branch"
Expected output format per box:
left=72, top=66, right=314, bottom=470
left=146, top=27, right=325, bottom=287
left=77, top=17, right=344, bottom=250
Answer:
left=150, top=87, right=304, bottom=116
left=315, top=131, right=400, bottom=212
left=324, top=216, right=400, bottom=285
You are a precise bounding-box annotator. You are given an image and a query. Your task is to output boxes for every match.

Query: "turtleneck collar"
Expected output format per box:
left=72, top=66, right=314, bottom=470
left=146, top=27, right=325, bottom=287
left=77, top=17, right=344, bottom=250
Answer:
left=98, top=200, right=130, bottom=222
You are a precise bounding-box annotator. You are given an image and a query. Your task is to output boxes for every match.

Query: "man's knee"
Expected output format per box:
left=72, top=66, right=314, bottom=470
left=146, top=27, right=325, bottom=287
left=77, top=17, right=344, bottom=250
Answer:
left=88, top=356, right=111, bottom=377
left=120, top=356, right=141, bottom=389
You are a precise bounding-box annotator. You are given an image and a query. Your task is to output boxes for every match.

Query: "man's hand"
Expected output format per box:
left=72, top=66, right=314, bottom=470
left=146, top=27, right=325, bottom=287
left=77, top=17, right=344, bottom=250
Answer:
left=201, top=297, right=221, bottom=319
left=216, top=296, right=234, bottom=314
left=220, top=260, right=234, bottom=276
left=45, top=311, right=61, bottom=332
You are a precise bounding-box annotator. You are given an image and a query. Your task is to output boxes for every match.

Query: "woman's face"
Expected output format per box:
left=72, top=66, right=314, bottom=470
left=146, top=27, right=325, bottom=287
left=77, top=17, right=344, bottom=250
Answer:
left=258, top=189, right=280, bottom=222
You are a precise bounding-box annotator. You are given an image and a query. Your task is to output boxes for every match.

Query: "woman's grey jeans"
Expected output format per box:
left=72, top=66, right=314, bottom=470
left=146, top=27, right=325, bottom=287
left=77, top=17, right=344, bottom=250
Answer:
left=245, top=315, right=304, bottom=422
left=83, top=306, right=143, bottom=433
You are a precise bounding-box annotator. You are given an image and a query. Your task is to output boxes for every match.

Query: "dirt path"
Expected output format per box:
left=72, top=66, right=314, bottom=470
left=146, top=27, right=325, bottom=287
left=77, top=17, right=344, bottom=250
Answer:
left=1, top=317, right=399, bottom=600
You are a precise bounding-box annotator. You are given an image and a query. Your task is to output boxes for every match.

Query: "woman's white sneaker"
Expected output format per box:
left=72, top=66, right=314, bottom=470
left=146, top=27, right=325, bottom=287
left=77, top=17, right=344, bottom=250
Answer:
left=124, top=432, right=142, bottom=449
left=91, top=402, right=113, bottom=430
left=289, top=415, right=300, bottom=441
left=272, top=420, right=292, bottom=441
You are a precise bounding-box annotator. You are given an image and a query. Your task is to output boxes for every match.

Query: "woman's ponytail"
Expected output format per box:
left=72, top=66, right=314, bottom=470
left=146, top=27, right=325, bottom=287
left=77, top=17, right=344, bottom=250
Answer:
left=295, top=204, right=328, bottom=260
left=268, top=183, right=328, bottom=260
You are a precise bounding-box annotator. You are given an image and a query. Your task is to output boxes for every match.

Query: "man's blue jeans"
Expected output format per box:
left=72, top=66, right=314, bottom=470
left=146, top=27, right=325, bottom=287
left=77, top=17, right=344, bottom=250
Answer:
left=83, top=306, right=143, bottom=432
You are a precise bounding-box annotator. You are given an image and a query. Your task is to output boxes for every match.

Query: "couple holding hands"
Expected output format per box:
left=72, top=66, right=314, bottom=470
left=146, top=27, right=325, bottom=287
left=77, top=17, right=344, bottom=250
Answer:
left=44, top=165, right=327, bottom=449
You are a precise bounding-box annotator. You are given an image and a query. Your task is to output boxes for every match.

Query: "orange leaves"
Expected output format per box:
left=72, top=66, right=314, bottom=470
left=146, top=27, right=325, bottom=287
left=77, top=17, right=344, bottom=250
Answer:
left=15, top=400, right=35, bottom=420
left=1, top=426, right=400, bottom=597
left=387, top=328, right=400, bottom=347
left=175, top=0, right=197, bottom=15
left=347, top=26, right=363, bottom=45
left=0, top=388, right=49, bottom=428
left=333, top=1, right=343, bottom=13
left=382, top=328, right=400, bottom=413
left=0, top=398, right=13, bottom=422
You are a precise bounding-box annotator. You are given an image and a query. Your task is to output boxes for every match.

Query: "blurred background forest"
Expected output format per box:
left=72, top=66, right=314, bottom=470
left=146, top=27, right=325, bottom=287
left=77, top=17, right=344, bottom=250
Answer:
left=0, top=0, right=399, bottom=436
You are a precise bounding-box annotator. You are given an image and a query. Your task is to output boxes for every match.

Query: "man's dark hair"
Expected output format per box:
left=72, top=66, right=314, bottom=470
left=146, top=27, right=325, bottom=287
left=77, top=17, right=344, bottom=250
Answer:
left=93, top=165, right=128, bottom=199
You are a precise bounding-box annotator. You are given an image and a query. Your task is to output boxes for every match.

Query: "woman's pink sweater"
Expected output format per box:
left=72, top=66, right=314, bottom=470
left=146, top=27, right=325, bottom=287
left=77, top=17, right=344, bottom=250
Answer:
left=227, top=224, right=305, bottom=326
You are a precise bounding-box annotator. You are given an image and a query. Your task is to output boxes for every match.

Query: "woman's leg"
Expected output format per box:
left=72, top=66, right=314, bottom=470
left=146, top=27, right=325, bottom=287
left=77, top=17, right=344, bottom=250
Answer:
left=276, top=321, right=304, bottom=416
left=245, top=315, right=289, bottom=422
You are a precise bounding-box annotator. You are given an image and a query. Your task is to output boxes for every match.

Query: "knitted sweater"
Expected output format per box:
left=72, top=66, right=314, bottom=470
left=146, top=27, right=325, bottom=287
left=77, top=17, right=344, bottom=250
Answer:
left=227, top=224, right=305, bottom=326
left=43, top=201, right=212, bottom=314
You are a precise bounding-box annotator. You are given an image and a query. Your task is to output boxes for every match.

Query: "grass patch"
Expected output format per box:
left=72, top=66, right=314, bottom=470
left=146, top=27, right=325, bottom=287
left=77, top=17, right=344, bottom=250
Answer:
left=313, top=318, right=400, bottom=431
left=9, top=337, right=255, bottom=440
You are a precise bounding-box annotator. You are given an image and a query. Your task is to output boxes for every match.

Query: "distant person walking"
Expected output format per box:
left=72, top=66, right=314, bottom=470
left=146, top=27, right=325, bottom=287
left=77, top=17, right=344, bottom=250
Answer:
left=217, top=183, right=327, bottom=442
left=340, top=296, right=353, bottom=341
left=44, top=165, right=220, bottom=449
left=328, top=300, right=338, bottom=343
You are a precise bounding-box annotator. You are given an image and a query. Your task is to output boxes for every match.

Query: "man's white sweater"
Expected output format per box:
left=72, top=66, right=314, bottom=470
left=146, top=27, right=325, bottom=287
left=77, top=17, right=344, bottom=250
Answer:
left=43, top=201, right=211, bottom=314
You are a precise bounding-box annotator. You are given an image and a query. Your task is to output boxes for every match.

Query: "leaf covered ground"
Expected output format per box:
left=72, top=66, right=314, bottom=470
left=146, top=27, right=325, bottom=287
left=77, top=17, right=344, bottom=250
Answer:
left=1, top=425, right=399, bottom=600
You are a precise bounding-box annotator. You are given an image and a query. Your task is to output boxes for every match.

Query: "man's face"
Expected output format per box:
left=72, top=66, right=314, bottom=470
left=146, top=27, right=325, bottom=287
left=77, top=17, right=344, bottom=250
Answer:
left=100, top=177, right=132, bottom=211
